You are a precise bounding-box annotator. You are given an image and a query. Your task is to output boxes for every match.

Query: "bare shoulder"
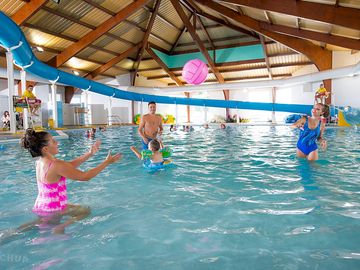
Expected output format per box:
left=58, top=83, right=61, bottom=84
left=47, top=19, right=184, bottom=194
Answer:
left=142, top=114, right=150, bottom=120
left=299, top=116, right=307, bottom=122
left=52, top=159, right=69, bottom=169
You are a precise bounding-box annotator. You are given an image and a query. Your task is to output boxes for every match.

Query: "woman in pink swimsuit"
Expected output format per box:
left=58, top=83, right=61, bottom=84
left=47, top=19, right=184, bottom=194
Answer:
left=18, top=128, right=122, bottom=234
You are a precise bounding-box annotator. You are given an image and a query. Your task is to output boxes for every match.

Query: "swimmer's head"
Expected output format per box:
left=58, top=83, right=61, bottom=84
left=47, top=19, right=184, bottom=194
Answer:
left=148, top=101, right=156, bottom=114
left=149, top=139, right=161, bottom=152
left=21, top=128, right=55, bottom=157
left=313, top=103, right=329, bottom=118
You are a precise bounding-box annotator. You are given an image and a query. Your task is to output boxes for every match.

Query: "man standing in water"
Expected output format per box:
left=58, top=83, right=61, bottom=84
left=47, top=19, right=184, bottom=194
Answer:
left=138, top=101, right=163, bottom=149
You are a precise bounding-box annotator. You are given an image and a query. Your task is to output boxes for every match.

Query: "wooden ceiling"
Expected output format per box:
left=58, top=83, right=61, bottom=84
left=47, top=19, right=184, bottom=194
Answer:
left=0, top=0, right=359, bottom=86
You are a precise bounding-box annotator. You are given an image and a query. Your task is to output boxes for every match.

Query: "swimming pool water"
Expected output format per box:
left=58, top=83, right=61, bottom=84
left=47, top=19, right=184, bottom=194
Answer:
left=0, top=126, right=359, bottom=270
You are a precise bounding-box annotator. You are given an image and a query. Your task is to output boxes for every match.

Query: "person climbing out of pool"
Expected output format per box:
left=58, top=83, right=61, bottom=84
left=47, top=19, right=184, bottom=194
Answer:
left=17, top=128, right=122, bottom=235
left=291, top=103, right=330, bottom=161
left=138, top=101, right=163, bottom=150
left=130, top=139, right=164, bottom=165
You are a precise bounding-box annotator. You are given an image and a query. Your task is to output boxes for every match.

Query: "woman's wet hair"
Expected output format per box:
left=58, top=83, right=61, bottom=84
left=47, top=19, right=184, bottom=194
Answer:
left=21, top=128, right=50, bottom=157
left=149, top=139, right=161, bottom=151
left=319, top=103, right=330, bottom=118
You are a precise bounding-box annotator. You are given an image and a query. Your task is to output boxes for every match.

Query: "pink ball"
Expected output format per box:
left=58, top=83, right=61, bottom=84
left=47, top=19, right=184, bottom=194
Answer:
left=182, top=59, right=208, bottom=85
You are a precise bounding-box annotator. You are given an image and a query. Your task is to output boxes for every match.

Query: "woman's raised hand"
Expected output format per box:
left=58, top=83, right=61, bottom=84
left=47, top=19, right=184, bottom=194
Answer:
left=105, top=150, right=122, bottom=164
left=89, top=139, right=101, bottom=155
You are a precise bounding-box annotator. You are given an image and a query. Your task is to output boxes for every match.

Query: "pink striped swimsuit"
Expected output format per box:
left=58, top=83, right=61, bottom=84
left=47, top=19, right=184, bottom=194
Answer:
left=32, top=160, right=67, bottom=216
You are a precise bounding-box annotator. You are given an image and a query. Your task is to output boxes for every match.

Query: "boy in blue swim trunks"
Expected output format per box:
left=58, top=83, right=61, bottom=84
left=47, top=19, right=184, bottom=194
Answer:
left=291, top=103, right=329, bottom=161
left=138, top=101, right=163, bottom=150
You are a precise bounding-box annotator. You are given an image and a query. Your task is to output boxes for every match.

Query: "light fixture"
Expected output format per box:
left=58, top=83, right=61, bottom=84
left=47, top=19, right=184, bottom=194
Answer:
left=36, top=46, right=44, bottom=52
left=52, top=0, right=60, bottom=4
left=73, top=70, right=80, bottom=76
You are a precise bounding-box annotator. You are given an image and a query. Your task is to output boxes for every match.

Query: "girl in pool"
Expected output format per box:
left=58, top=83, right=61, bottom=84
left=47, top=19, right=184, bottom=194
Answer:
left=291, top=103, right=329, bottom=161
left=19, top=128, right=122, bottom=234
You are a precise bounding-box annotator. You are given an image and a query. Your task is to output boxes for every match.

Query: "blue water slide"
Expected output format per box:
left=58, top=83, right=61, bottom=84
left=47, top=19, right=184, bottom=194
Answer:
left=0, top=11, right=312, bottom=114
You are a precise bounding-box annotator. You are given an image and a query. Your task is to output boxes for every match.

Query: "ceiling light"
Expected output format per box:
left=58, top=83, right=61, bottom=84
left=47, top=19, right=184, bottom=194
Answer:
left=36, top=46, right=44, bottom=52
left=73, top=70, right=80, bottom=76
left=52, top=0, right=60, bottom=4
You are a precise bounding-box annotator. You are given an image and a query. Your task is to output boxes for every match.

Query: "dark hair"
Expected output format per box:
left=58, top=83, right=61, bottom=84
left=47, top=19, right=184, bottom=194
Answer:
left=21, top=128, right=50, bottom=157
left=3, top=111, right=9, bottom=116
left=28, top=85, right=34, bottom=88
left=319, top=103, right=330, bottom=118
left=149, top=139, right=160, bottom=151
left=148, top=101, right=156, bottom=106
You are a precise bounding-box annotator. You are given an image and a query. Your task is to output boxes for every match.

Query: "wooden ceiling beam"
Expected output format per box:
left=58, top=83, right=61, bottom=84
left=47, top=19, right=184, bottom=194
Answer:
left=182, top=0, right=258, bottom=39
left=260, top=22, right=360, bottom=51
left=170, top=0, right=223, bottom=83
left=260, top=35, right=272, bottom=79
left=132, top=0, right=162, bottom=85
left=172, top=0, right=230, bottom=105
left=197, top=0, right=332, bottom=72
left=196, top=15, right=216, bottom=50
left=25, top=22, right=123, bottom=57
left=142, top=5, right=181, bottom=31
left=138, top=52, right=300, bottom=72
left=146, top=45, right=184, bottom=86
left=167, top=73, right=292, bottom=85
left=170, top=13, right=194, bottom=54
left=147, top=61, right=311, bottom=79
left=11, top=0, right=48, bottom=26
left=47, top=0, right=149, bottom=67
left=28, top=42, right=128, bottom=72
left=82, top=0, right=174, bottom=47
left=86, top=43, right=142, bottom=79
left=177, top=34, right=249, bottom=47
left=41, top=6, right=134, bottom=47
left=219, top=0, right=360, bottom=31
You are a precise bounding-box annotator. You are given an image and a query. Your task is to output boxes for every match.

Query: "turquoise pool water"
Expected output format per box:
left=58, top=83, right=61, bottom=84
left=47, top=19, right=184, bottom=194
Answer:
left=0, top=126, right=359, bottom=269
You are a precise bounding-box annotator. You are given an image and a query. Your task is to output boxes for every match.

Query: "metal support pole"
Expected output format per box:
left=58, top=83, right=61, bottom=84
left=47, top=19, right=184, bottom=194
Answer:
left=204, top=105, right=207, bottom=124
left=6, top=51, right=16, bottom=133
left=51, top=83, right=58, bottom=128
left=108, top=95, right=113, bottom=126
left=175, top=103, right=178, bottom=126
left=271, top=87, right=276, bottom=124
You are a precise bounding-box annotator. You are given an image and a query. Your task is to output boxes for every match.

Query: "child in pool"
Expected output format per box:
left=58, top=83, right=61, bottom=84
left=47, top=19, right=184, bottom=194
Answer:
left=291, top=103, right=329, bottom=161
left=18, top=128, right=122, bottom=234
left=130, top=139, right=164, bottom=165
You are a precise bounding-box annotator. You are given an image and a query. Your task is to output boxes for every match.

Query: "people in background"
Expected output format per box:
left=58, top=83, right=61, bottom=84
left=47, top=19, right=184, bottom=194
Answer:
left=291, top=103, right=329, bottom=161
left=203, top=123, right=209, bottom=129
left=2, top=111, right=10, bottom=129
left=170, top=125, right=177, bottom=132
left=220, top=123, right=226, bottom=129
left=138, top=101, right=163, bottom=150
left=22, top=85, right=41, bottom=116
left=315, top=83, right=330, bottom=104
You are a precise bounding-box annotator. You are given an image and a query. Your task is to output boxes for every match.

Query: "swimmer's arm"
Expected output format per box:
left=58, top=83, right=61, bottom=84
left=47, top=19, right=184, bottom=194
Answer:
left=290, top=117, right=306, bottom=129
left=130, top=146, right=142, bottom=160
left=56, top=151, right=122, bottom=181
left=69, top=140, right=101, bottom=168
left=138, top=115, right=147, bottom=142
left=317, top=122, right=327, bottom=149
left=158, top=115, right=163, bottom=135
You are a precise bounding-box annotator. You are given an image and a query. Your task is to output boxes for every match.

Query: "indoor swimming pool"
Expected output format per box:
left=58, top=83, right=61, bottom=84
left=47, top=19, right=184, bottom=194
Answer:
left=0, top=125, right=359, bottom=270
